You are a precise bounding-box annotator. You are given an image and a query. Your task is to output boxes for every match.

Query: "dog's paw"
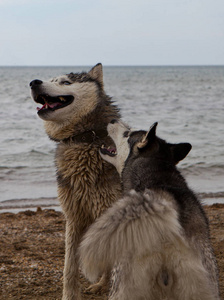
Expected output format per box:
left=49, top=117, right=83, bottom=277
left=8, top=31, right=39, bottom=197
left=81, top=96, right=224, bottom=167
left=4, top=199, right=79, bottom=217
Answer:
left=84, top=272, right=110, bottom=295
left=85, top=282, right=109, bottom=295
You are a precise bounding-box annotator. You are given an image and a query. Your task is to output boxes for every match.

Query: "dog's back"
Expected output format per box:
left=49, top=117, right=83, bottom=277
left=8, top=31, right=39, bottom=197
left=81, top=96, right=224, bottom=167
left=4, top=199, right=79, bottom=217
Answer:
left=80, top=189, right=217, bottom=300
left=79, top=122, right=220, bottom=299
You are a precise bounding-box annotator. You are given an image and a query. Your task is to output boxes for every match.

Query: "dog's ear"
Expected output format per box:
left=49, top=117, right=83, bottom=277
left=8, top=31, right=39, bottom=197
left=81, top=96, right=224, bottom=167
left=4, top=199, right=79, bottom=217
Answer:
left=137, top=122, right=158, bottom=149
left=169, top=143, right=192, bottom=164
left=88, top=63, right=103, bottom=86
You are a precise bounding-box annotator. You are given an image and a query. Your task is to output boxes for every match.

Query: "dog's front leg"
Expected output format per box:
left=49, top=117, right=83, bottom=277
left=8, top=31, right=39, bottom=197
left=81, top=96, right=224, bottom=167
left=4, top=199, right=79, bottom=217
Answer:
left=86, top=271, right=110, bottom=295
left=62, top=221, right=82, bottom=300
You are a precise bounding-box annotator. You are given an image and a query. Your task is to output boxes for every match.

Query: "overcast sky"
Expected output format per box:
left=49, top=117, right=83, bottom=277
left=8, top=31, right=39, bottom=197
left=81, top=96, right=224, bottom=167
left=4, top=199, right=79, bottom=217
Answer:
left=0, top=0, right=223, bottom=66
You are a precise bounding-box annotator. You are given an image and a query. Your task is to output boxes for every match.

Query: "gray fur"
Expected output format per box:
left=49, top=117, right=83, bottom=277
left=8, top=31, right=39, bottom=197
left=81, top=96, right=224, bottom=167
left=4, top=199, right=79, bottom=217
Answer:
left=79, top=121, right=220, bottom=300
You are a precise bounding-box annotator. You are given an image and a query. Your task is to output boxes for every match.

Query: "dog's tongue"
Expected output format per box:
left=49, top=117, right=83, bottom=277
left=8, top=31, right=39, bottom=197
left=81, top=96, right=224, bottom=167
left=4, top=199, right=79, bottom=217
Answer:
left=37, top=102, right=62, bottom=111
left=37, top=104, right=47, bottom=111
left=48, top=102, right=61, bottom=108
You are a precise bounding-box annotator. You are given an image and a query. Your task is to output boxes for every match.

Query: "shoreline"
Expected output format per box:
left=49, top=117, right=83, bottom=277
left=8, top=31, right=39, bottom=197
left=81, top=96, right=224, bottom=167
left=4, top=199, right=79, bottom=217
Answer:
left=0, top=205, right=61, bottom=214
left=0, top=205, right=224, bottom=299
left=1, top=191, right=224, bottom=214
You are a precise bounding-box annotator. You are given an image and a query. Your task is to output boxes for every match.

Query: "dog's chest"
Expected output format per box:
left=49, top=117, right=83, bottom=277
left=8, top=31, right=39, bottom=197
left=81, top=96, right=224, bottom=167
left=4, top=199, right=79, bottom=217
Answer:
left=55, top=143, right=121, bottom=218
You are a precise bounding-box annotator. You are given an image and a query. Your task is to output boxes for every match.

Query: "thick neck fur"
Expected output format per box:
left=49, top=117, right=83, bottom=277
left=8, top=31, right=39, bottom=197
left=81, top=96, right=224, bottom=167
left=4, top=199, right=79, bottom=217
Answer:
left=44, top=95, right=120, bottom=142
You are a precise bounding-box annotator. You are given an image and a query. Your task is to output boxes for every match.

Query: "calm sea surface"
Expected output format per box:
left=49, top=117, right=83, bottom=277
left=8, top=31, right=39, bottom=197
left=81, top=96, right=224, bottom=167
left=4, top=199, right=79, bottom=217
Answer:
left=0, top=66, right=224, bottom=212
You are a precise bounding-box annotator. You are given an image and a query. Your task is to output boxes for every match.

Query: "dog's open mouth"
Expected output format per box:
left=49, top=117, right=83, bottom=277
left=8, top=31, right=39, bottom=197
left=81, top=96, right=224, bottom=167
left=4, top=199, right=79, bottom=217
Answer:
left=35, top=95, right=74, bottom=113
left=100, top=145, right=117, bottom=157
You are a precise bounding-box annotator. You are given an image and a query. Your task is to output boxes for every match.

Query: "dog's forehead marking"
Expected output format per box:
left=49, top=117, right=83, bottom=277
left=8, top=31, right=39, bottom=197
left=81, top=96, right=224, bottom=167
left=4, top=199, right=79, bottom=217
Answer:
left=67, top=72, right=92, bottom=82
left=50, top=76, right=68, bottom=83
left=50, top=77, right=59, bottom=82
left=49, top=73, right=96, bottom=85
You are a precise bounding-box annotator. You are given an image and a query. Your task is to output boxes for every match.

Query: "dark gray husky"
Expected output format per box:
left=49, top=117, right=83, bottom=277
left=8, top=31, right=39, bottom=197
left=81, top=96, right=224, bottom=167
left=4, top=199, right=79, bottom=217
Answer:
left=79, top=121, right=220, bottom=300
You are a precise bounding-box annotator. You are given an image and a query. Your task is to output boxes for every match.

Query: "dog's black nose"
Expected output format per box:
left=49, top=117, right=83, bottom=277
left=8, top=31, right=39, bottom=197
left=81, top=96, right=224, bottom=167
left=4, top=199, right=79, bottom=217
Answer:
left=29, top=79, right=43, bottom=88
left=110, top=119, right=118, bottom=124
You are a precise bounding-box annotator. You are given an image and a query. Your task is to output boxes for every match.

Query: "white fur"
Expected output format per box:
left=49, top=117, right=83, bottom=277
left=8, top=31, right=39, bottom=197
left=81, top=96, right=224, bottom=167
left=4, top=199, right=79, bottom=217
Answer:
left=79, top=190, right=215, bottom=299
left=100, top=121, right=130, bottom=175
left=31, top=78, right=99, bottom=123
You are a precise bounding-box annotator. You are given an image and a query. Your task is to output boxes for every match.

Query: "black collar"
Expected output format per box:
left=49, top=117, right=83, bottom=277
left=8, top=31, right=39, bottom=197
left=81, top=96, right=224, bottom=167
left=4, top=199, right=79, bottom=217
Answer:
left=62, top=129, right=108, bottom=144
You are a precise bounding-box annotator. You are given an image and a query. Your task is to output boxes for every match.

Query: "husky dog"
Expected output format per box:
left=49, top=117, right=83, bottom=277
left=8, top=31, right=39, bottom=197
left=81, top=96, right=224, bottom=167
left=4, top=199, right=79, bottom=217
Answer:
left=30, top=64, right=122, bottom=300
left=79, top=121, right=220, bottom=300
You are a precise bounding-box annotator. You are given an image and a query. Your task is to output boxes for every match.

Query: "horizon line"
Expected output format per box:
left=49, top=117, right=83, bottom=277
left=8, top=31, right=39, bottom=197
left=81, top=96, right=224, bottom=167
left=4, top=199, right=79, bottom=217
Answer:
left=0, top=64, right=224, bottom=68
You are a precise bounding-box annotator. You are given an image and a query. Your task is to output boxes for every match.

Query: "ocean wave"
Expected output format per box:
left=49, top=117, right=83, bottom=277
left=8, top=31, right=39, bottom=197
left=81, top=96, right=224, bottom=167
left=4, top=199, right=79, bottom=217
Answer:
left=198, top=192, right=224, bottom=199
left=0, top=197, right=58, bottom=210
left=181, top=164, right=224, bottom=175
left=1, top=191, right=224, bottom=212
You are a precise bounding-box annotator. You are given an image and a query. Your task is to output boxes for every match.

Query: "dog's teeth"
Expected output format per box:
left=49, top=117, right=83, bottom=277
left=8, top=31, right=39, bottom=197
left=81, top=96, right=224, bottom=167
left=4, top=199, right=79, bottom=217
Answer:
left=101, top=144, right=105, bottom=148
left=45, top=104, right=48, bottom=109
left=59, top=96, right=66, bottom=101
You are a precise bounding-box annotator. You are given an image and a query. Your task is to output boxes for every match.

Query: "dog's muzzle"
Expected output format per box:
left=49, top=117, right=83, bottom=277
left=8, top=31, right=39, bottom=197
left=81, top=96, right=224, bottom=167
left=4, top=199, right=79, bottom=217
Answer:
left=30, top=79, right=74, bottom=114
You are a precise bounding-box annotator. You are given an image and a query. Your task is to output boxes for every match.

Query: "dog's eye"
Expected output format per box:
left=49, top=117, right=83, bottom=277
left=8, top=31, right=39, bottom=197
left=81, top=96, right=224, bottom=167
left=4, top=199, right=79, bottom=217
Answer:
left=62, top=81, right=71, bottom=85
left=123, top=131, right=129, bottom=138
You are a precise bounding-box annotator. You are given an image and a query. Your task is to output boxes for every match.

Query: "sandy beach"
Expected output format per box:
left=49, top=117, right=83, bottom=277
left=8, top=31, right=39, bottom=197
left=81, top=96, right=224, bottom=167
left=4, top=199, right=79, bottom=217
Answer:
left=0, top=204, right=224, bottom=300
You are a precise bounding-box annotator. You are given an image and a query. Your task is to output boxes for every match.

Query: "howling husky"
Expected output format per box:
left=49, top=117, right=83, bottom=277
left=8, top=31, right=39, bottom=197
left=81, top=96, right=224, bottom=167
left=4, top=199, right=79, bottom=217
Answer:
left=30, top=64, right=122, bottom=299
left=79, top=120, right=220, bottom=300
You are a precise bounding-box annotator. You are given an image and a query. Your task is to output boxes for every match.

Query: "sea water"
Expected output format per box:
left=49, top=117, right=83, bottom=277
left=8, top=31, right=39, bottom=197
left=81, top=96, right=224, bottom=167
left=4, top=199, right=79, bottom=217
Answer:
left=0, top=66, right=224, bottom=212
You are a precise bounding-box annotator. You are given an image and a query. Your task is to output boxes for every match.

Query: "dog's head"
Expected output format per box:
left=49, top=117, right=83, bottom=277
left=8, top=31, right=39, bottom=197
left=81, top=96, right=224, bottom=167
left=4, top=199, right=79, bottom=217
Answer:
left=30, top=63, right=119, bottom=141
left=100, top=120, right=131, bottom=175
left=100, top=120, right=192, bottom=176
left=30, top=63, right=104, bottom=123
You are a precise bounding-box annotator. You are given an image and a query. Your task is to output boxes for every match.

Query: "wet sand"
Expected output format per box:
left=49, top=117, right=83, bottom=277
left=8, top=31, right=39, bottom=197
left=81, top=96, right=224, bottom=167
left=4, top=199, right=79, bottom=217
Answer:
left=0, top=204, right=224, bottom=299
